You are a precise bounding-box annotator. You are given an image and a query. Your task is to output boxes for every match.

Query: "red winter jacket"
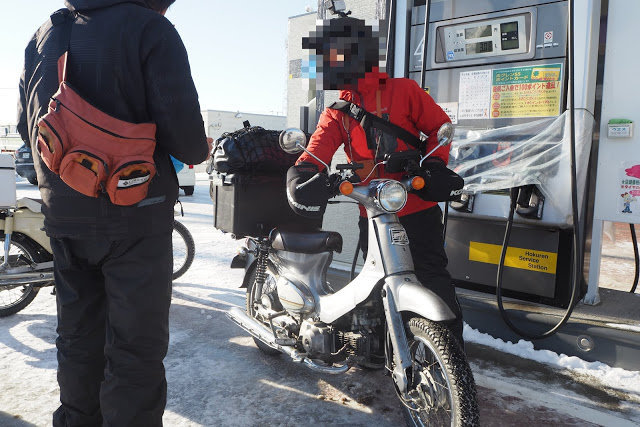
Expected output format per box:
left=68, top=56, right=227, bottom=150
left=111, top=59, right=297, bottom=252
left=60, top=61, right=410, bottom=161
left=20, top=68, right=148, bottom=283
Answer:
left=297, top=68, right=452, bottom=217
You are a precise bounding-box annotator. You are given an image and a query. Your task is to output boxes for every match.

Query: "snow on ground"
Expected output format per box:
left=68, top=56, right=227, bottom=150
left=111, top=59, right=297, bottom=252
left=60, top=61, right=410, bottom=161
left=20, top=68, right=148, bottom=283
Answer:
left=1, top=174, right=639, bottom=426
left=464, top=324, right=640, bottom=395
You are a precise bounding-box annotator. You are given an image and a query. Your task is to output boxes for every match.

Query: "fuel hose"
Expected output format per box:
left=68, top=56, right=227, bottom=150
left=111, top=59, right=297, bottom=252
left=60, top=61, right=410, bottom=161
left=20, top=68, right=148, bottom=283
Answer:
left=630, top=224, right=639, bottom=294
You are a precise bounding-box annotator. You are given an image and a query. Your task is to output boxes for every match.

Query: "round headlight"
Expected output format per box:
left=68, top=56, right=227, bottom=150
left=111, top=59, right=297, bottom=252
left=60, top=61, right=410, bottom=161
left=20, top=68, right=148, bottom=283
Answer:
left=376, top=181, right=407, bottom=213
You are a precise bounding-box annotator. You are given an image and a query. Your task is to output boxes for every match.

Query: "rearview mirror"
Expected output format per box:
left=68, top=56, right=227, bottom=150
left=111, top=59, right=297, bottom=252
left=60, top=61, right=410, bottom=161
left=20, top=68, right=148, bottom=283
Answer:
left=420, top=122, right=456, bottom=167
left=279, top=128, right=307, bottom=154
left=437, top=122, right=455, bottom=147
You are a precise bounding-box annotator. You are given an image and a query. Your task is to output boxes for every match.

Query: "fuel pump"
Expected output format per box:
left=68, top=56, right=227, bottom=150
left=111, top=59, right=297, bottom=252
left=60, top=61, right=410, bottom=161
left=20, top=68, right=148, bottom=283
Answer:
left=403, top=0, right=600, bottom=335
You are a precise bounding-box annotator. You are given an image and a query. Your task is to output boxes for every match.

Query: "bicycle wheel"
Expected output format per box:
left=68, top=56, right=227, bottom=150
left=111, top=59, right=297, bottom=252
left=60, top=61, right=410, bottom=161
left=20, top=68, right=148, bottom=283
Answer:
left=0, top=233, right=48, bottom=317
left=172, top=220, right=195, bottom=280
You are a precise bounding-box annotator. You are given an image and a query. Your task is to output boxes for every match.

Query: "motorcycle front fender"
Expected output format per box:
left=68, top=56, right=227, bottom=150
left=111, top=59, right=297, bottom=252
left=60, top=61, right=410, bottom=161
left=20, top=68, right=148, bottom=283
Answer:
left=385, top=274, right=456, bottom=322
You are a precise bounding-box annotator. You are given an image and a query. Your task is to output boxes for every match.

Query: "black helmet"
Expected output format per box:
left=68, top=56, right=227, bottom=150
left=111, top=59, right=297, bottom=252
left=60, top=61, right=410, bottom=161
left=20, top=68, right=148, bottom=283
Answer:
left=303, top=17, right=383, bottom=90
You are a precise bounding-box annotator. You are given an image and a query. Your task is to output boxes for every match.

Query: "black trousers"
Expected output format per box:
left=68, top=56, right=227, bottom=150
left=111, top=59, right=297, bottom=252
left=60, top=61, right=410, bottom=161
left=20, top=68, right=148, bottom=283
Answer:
left=51, top=232, right=172, bottom=427
left=358, top=206, right=464, bottom=347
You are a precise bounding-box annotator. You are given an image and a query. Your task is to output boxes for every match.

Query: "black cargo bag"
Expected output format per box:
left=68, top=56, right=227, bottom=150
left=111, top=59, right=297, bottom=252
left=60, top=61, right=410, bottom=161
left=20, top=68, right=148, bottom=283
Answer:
left=209, top=173, right=322, bottom=238
left=207, top=125, right=299, bottom=174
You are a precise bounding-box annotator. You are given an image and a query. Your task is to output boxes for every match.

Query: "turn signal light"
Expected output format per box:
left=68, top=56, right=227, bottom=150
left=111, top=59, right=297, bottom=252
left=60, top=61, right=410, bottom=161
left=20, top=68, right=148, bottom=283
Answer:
left=411, top=176, right=425, bottom=190
left=339, top=181, right=354, bottom=195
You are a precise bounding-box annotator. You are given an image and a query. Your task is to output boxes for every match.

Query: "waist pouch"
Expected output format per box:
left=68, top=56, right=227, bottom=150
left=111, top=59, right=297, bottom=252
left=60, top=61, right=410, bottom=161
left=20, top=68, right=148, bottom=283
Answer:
left=37, top=54, right=157, bottom=206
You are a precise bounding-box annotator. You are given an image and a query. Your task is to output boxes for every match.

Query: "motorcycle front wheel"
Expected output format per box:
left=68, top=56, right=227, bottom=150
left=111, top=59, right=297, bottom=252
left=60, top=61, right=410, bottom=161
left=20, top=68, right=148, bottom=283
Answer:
left=0, top=233, right=49, bottom=317
left=172, top=220, right=195, bottom=280
left=395, top=317, right=479, bottom=427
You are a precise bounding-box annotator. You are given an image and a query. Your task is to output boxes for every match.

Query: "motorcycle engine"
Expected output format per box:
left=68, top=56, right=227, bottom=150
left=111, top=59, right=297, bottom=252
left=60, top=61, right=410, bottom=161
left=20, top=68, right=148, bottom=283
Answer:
left=299, top=321, right=333, bottom=357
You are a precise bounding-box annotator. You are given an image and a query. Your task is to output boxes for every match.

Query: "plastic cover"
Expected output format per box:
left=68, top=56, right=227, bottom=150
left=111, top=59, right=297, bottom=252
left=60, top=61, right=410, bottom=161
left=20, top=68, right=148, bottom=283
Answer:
left=448, top=110, right=594, bottom=213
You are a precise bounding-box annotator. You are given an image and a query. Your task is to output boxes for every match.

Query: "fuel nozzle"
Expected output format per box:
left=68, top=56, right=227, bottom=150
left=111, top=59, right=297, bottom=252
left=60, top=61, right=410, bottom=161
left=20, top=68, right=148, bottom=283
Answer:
left=513, top=185, right=545, bottom=220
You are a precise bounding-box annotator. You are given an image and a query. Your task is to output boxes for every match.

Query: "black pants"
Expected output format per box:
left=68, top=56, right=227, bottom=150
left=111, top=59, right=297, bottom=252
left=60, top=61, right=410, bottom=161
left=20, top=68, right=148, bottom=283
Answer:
left=51, top=232, right=172, bottom=427
left=358, top=206, right=464, bottom=347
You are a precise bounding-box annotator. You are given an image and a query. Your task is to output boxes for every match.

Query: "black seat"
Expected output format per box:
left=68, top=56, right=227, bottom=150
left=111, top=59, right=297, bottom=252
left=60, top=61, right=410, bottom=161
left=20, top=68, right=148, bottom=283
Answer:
left=270, top=229, right=343, bottom=254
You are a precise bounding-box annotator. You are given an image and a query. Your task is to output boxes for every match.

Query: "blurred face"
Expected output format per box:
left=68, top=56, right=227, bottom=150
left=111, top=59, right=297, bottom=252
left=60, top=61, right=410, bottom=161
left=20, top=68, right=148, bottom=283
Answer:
left=318, top=37, right=373, bottom=90
left=328, top=48, right=345, bottom=66
left=304, top=19, right=384, bottom=91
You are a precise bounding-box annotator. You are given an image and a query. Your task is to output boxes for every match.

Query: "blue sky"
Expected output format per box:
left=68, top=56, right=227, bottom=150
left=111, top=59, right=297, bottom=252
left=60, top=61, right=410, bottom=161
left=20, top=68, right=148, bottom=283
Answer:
left=0, top=1, right=315, bottom=124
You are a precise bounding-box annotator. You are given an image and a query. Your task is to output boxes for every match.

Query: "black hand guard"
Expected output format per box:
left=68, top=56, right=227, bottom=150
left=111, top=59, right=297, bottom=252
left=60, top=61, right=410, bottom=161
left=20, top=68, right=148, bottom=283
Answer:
left=286, top=163, right=330, bottom=219
left=415, top=158, right=464, bottom=202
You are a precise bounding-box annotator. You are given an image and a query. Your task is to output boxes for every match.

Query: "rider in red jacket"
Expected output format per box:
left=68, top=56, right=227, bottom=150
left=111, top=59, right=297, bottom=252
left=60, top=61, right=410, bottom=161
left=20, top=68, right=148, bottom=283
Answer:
left=297, top=67, right=451, bottom=217
left=293, top=17, right=465, bottom=347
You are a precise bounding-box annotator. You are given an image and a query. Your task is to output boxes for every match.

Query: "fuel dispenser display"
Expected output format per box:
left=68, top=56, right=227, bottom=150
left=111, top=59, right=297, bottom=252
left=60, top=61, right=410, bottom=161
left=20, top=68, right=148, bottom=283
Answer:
left=405, top=0, right=600, bottom=310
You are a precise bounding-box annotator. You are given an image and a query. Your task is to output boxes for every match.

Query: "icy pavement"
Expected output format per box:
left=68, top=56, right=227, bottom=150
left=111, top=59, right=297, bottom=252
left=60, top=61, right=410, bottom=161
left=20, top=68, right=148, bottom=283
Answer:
left=1, top=176, right=639, bottom=426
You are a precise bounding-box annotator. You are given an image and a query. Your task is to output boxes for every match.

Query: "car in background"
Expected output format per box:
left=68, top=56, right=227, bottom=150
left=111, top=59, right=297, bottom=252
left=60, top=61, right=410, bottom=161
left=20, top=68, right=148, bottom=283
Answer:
left=177, top=163, right=195, bottom=196
left=14, top=143, right=37, bottom=185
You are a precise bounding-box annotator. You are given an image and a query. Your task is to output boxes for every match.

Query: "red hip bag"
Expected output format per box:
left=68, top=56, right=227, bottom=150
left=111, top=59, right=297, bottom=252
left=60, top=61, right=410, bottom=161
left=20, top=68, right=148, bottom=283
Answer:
left=37, top=52, right=157, bottom=206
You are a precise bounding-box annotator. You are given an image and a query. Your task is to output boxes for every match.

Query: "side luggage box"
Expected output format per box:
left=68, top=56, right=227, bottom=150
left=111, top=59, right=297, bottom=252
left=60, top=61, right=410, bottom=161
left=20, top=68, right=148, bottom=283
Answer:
left=209, top=172, right=321, bottom=238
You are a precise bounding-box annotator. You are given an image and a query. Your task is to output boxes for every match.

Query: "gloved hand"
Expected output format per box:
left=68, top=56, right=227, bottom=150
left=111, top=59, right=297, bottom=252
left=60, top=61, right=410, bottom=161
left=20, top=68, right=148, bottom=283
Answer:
left=414, top=158, right=464, bottom=202
left=286, top=163, right=330, bottom=218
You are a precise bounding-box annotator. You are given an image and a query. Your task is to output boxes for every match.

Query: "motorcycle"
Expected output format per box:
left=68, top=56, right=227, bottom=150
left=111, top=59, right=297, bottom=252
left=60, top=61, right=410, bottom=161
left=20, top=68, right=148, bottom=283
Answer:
left=226, top=126, right=479, bottom=426
left=0, top=196, right=195, bottom=317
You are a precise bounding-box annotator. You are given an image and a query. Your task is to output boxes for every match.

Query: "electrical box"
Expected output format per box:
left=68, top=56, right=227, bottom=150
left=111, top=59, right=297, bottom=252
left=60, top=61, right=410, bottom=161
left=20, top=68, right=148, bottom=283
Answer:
left=0, top=154, right=16, bottom=208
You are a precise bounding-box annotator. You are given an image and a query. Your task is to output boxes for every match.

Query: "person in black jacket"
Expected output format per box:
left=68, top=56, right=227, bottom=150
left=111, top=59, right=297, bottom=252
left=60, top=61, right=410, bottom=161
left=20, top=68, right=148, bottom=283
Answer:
left=17, top=1, right=209, bottom=425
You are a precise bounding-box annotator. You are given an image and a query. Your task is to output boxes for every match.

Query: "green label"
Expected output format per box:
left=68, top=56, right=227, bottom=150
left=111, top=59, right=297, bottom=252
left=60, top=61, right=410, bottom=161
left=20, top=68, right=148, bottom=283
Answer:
left=493, top=64, right=562, bottom=85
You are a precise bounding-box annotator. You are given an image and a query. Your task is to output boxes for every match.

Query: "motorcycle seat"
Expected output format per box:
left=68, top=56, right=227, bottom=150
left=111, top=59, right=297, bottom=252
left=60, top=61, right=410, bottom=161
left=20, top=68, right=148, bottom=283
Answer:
left=270, top=229, right=343, bottom=254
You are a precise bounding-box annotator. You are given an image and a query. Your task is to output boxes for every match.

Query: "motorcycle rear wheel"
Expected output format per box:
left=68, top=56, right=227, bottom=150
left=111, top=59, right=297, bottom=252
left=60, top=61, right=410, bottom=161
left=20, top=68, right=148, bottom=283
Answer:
left=397, top=317, right=479, bottom=427
left=245, top=263, right=281, bottom=356
left=0, top=234, right=48, bottom=317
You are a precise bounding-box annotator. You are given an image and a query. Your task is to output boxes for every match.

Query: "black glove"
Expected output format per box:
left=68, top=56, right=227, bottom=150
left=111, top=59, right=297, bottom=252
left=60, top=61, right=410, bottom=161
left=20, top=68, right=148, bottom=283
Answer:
left=414, top=158, right=464, bottom=202
left=286, top=163, right=330, bottom=219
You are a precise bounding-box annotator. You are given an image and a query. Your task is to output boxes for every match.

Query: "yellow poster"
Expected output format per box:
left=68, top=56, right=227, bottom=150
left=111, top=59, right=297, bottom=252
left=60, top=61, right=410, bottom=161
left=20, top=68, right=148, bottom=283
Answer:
left=490, top=64, right=563, bottom=119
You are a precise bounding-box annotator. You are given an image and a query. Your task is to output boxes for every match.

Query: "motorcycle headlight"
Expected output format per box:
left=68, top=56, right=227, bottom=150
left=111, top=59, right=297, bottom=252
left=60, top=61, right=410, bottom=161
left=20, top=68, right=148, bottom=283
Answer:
left=376, top=181, right=407, bottom=213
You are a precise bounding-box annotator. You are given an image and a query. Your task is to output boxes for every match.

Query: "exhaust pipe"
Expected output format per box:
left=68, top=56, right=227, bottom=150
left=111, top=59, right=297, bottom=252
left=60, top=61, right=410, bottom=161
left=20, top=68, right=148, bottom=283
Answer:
left=226, top=307, right=349, bottom=374
left=0, top=261, right=54, bottom=287
left=0, top=273, right=54, bottom=287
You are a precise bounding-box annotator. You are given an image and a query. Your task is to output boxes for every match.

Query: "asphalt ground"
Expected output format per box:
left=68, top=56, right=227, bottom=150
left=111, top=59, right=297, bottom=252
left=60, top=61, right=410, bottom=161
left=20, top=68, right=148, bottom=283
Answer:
left=1, top=178, right=638, bottom=426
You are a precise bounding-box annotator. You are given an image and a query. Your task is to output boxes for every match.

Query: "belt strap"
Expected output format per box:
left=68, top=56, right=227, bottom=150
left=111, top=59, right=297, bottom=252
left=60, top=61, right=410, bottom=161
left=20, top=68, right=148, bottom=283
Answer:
left=328, top=100, right=424, bottom=151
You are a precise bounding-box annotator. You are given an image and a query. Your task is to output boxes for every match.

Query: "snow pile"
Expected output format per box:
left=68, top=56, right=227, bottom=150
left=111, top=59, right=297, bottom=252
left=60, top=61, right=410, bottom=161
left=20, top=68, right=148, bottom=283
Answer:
left=464, top=323, right=640, bottom=395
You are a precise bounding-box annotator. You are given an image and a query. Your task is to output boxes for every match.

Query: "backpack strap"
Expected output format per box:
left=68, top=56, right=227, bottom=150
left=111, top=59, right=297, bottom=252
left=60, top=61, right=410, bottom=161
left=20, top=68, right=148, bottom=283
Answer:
left=50, top=9, right=74, bottom=84
left=328, top=100, right=424, bottom=150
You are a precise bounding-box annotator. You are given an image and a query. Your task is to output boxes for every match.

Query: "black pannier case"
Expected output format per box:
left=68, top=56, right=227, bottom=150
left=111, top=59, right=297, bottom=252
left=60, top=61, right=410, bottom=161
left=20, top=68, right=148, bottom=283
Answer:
left=210, top=173, right=321, bottom=238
